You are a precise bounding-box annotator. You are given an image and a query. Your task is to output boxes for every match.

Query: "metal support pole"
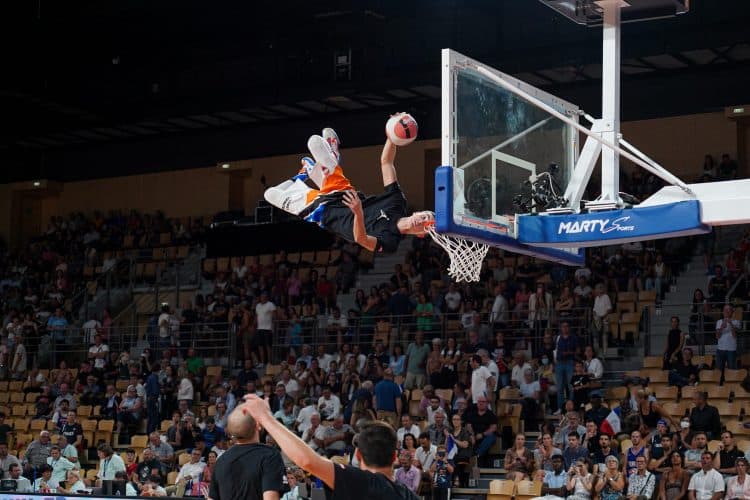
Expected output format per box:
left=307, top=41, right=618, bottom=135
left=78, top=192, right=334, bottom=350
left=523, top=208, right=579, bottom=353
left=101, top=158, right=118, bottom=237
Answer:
left=600, top=0, right=623, bottom=204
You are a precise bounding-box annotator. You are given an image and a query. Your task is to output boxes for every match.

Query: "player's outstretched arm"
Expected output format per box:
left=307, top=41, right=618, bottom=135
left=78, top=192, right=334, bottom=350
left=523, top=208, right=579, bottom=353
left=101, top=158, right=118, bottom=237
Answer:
left=241, top=395, right=335, bottom=489
left=343, top=191, right=377, bottom=252
left=380, top=138, right=398, bottom=187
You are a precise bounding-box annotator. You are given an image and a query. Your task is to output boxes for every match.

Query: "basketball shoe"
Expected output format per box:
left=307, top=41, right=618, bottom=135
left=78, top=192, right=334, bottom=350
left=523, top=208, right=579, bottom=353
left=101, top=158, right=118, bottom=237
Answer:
left=322, top=127, right=341, bottom=162
left=307, top=134, right=338, bottom=175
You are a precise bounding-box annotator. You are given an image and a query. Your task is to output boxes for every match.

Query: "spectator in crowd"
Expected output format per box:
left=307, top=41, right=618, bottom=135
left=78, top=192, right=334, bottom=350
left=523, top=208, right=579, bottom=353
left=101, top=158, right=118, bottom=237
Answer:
left=535, top=432, right=563, bottom=472
left=563, top=432, right=589, bottom=470
left=7, top=463, right=32, bottom=493
left=45, top=446, right=75, bottom=488
left=470, top=354, right=495, bottom=404
left=316, top=415, right=353, bottom=457
left=416, top=432, right=437, bottom=473
left=626, top=455, right=656, bottom=500
left=427, top=410, right=450, bottom=447
left=22, top=431, right=53, bottom=476
left=397, top=414, right=421, bottom=445
left=554, top=321, right=578, bottom=411
left=175, top=448, right=206, bottom=485
left=712, top=430, right=744, bottom=477
left=135, top=448, right=164, bottom=488
left=554, top=412, right=585, bottom=450
left=689, top=392, right=721, bottom=440
left=519, top=367, right=541, bottom=431
left=147, top=431, right=175, bottom=472
left=94, top=444, right=126, bottom=486
left=405, top=331, right=430, bottom=390
left=504, top=433, right=534, bottom=481
left=715, top=304, right=740, bottom=375
left=116, top=385, right=144, bottom=433
left=685, top=432, right=709, bottom=473
left=33, top=464, right=53, bottom=493
left=669, top=347, right=700, bottom=387
left=373, top=368, right=401, bottom=427
left=429, top=444, right=454, bottom=500
left=657, top=450, right=690, bottom=500
left=595, top=455, right=625, bottom=500
left=623, top=430, right=649, bottom=477
left=540, top=454, right=568, bottom=499
left=464, top=396, right=497, bottom=466
left=687, top=451, right=724, bottom=500
left=0, top=441, right=21, bottom=478
left=394, top=450, right=421, bottom=494
left=592, top=434, right=618, bottom=475
left=726, top=457, right=750, bottom=500
left=449, top=413, right=474, bottom=487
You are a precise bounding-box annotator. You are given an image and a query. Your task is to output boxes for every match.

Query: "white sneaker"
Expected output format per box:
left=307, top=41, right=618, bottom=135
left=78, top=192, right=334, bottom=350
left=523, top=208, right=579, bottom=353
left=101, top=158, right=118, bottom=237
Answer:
left=307, top=134, right=338, bottom=173
left=264, top=179, right=313, bottom=215
left=322, top=127, right=341, bottom=162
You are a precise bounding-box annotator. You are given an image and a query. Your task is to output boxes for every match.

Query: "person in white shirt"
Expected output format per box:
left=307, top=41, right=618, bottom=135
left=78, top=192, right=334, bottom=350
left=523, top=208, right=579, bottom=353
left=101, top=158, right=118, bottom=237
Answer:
left=479, top=349, right=499, bottom=380
left=317, top=386, right=341, bottom=420
left=396, top=415, right=422, bottom=445
left=175, top=449, right=206, bottom=484
left=95, top=444, right=126, bottom=485
left=279, top=369, right=300, bottom=399
left=316, top=345, right=334, bottom=372
left=592, top=284, right=612, bottom=344
left=687, top=451, right=724, bottom=500
left=489, top=284, right=509, bottom=326
left=56, top=469, right=87, bottom=495
left=254, top=291, right=277, bottom=367
left=87, top=334, right=109, bottom=370
left=715, top=304, right=740, bottom=373
left=81, top=318, right=102, bottom=345
left=511, top=352, right=532, bottom=387
left=301, top=413, right=323, bottom=452
left=470, top=354, right=495, bottom=404
left=58, top=435, right=78, bottom=464
left=33, top=465, right=54, bottom=493
left=443, top=284, right=462, bottom=317
left=46, top=446, right=76, bottom=488
left=8, top=464, right=32, bottom=492
left=295, top=400, right=317, bottom=434
left=415, top=433, right=437, bottom=472
left=583, top=345, right=604, bottom=381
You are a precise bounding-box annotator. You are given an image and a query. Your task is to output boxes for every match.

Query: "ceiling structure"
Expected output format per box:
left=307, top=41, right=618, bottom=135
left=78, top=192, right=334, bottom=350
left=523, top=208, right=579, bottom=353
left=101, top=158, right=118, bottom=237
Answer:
left=1, top=0, right=749, bottom=183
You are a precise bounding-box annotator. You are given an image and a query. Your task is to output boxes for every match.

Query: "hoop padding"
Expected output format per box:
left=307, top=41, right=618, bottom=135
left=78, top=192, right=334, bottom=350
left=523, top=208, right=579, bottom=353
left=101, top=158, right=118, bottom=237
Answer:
left=425, top=224, right=490, bottom=283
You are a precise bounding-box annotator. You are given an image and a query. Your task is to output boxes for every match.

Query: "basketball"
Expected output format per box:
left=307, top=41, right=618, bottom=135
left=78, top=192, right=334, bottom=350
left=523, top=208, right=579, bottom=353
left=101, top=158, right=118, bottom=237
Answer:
left=385, top=113, right=418, bottom=146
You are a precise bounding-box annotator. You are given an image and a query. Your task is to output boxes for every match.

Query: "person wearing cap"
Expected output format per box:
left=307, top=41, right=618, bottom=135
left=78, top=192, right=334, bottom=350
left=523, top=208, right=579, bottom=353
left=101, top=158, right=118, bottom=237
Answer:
left=648, top=419, right=671, bottom=460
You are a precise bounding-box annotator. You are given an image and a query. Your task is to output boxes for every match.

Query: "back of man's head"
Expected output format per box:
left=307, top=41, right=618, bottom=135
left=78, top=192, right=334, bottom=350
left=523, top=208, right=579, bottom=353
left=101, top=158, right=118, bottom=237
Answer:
left=356, top=421, right=397, bottom=468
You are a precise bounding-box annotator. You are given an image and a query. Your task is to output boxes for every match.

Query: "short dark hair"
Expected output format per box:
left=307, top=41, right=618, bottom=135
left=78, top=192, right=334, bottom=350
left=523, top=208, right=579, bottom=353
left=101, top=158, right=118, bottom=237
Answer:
left=471, top=354, right=482, bottom=365
left=38, top=465, right=52, bottom=474
left=567, top=431, right=580, bottom=440
left=357, top=421, right=399, bottom=468
left=419, top=432, right=430, bottom=441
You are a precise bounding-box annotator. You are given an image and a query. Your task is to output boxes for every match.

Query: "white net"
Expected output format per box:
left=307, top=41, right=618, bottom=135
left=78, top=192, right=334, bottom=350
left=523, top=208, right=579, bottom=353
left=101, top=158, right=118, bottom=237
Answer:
left=425, top=224, right=490, bottom=283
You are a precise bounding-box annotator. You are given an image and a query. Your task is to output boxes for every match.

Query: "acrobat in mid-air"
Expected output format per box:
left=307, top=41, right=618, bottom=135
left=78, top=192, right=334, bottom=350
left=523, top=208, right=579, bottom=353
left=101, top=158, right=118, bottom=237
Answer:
left=263, top=114, right=434, bottom=253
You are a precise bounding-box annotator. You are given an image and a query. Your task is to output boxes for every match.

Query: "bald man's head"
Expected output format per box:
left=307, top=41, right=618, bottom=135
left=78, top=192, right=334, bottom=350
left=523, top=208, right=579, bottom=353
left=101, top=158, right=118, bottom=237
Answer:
left=227, top=405, right=259, bottom=442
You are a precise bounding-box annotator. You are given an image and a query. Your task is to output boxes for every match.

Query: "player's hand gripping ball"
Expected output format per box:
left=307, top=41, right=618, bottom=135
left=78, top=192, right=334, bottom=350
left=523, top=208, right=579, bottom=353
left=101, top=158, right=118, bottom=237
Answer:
left=385, top=112, right=418, bottom=146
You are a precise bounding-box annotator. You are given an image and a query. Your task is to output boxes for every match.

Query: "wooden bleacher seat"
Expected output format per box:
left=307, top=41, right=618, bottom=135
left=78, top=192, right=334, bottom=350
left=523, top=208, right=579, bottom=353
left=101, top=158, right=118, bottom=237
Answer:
left=488, top=479, right=515, bottom=500
left=435, top=389, right=453, bottom=404
left=78, top=405, right=93, bottom=418
left=725, top=369, right=748, bottom=383
left=131, top=434, right=148, bottom=450
left=29, top=420, right=46, bottom=432
left=12, top=405, right=26, bottom=417
left=617, top=302, right=636, bottom=314
left=605, top=386, right=627, bottom=401
left=700, top=370, right=721, bottom=384
left=645, top=369, right=668, bottom=384
left=178, top=453, right=192, bottom=466
left=619, top=439, right=633, bottom=453
left=620, top=312, right=641, bottom=338
left=680, top=385, right=699, bottom=401
left=10, top=392, right=25, bottom=404
left=707, top=440, right=722, bottom=453
left=726, top=420, right=750, bottom=437
left=662, top=401, right=689, bottom=419
left=498, top=387, right=521, bottom=402
left=167, top=471, right=178, bottom=486
left=643, top=356, right=663, bottom=369
left=714, top=401, right=743, bottom=418
left=516, top=480, right=543, bottom=500
left=728, top=384, right=750, bottom=399
left=638, top=290, right=658, bottom=303
left=205, top=366, right=222, bottom=377
left=617, top=291, right=637, bottom=303
left=160, top=420, right=172, bottom=432
left=0, top=394, right=9, bottom=404
left=85, top=469, right=98, bottom=482
left=653, top=385, right=678, bottom=402
left=708, top=385, right=730, bottom=401
left=202, top=258, right=216, bottom=274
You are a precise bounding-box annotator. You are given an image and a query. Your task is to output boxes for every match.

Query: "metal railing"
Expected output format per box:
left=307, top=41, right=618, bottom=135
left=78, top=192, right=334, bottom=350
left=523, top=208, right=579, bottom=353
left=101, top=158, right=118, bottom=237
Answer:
left=267, top=307, right=595, bottom=359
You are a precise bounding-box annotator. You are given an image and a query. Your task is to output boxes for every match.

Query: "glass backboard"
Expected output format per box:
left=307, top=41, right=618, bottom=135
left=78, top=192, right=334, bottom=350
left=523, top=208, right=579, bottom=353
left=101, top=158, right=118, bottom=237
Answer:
left=436, top=48, right=584, bottom=265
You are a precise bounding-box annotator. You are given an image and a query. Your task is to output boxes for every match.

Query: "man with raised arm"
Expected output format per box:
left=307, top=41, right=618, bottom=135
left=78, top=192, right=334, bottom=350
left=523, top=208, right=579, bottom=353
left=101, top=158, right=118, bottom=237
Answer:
left=264, top=127, right=434, bottom=253
left=241, top=394, right=419, bottom=500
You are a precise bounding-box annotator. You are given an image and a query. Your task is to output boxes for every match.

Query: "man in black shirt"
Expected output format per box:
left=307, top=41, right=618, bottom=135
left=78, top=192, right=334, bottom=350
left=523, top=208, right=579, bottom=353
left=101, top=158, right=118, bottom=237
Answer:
left=264, top=130, right=434, bottom=253
left=209, top=405, right=287, bottom=500
left=668, top=347, right=700, bottom=387
left=135, top=448, right=164, bottom=488
left=241, top=394, right=419, bottom=500
left=463, top=396, right=497, bottom=466
left=713, top=430, right=744, bottom=476
left=689, top=391, right=721, bottom=440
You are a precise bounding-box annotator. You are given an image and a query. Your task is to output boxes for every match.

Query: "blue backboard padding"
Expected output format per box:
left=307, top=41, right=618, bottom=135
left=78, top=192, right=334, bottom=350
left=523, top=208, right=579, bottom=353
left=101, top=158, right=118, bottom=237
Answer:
left=517, top=199, right=710, bottom=246
left=434, top=166, right=585, bottom=266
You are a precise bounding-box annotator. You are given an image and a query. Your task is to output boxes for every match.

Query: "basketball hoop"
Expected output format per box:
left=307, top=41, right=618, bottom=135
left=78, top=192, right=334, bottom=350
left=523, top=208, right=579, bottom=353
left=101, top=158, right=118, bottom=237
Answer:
left=425, top=223, right=490, bottom=283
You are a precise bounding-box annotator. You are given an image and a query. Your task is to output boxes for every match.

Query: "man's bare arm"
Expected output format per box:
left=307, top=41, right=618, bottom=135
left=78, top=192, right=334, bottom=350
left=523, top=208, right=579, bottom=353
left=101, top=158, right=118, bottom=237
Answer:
left=343, top=191, right=377, bottom=252
left=380, top=138, right=398, bottom=187
left=242, top=395, right=335, bottom=489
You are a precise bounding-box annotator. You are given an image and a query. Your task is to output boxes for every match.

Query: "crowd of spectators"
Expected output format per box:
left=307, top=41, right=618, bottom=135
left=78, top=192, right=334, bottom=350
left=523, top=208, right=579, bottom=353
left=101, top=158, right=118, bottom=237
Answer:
left=1, top=197, right=742, bottom=499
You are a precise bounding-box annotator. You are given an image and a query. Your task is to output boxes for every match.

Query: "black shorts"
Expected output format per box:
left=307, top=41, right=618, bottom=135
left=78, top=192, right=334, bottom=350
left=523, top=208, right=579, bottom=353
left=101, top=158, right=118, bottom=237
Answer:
left=252, top=329, right=273, bottom=347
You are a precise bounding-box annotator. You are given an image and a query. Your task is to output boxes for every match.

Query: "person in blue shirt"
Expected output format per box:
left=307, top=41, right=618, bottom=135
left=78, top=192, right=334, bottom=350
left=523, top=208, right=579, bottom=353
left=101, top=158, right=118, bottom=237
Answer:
left=145, top=363, right=161, bottom=434
left=373, top=368, right=402, bottom=428
left=554, top=321, right=578, bottom=411
left=46, top=308, right=69, bottom=343
left=430, top=445, right=454, bottom=500
left=202, top=418, right=225, bottom=450
left=541, top=454, right=568, bottom=499
left=562, top=432, right=589, bottom=469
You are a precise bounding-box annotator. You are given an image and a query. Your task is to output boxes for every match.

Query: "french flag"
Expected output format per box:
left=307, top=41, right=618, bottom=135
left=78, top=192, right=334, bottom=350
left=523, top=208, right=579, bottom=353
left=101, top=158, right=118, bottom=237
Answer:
left=600, top=410, right=621, bottom=436
left=446, top=434, right=457, bottom=460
